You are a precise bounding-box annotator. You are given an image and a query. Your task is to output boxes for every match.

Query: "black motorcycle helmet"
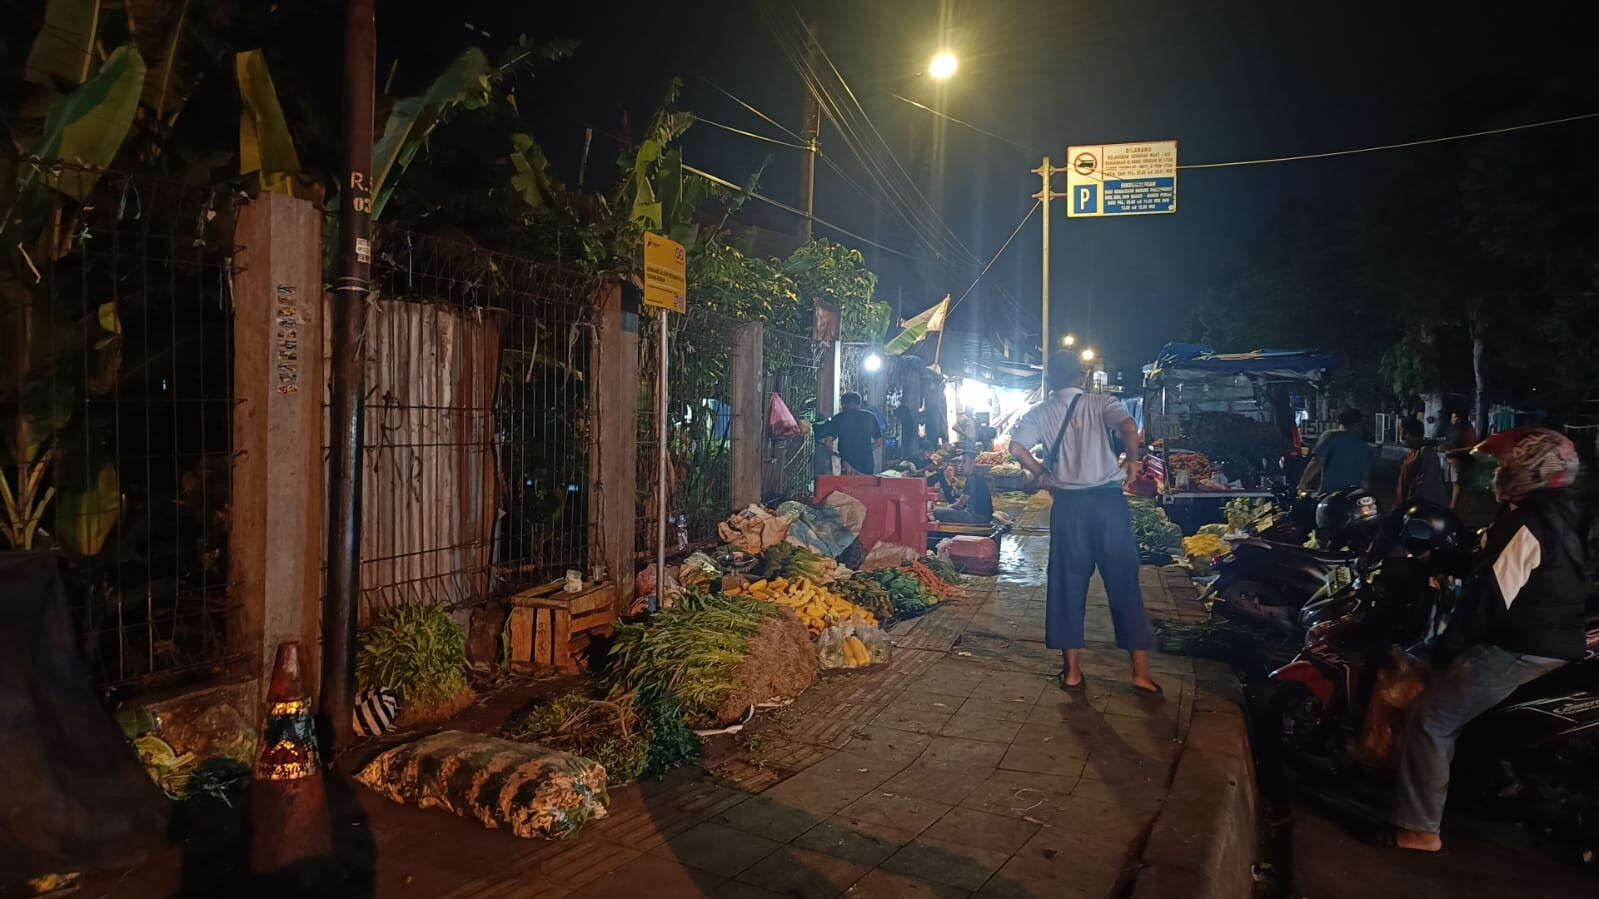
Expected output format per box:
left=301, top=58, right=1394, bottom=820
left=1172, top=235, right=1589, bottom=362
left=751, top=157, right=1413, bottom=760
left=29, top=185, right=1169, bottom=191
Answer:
left=1315, top=486, right=1384, bottom=545
left=1396, top=502, right=1465, bottom=556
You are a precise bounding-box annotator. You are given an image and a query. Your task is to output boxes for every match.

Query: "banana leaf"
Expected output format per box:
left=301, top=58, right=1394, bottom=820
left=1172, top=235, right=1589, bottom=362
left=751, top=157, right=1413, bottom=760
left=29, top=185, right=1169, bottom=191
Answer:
left=55, top=463, right=120, bottom=556
left=33, top=45, right=146, bottom=201
left=630, top=139, right=663, bottom=228
left=370, top=48, right=494, bottom=220
left=235, top=50, right=310, bottom=198
left=509, top=133, right=561, bottom=209
left=24, top=0, right=101, bottom=87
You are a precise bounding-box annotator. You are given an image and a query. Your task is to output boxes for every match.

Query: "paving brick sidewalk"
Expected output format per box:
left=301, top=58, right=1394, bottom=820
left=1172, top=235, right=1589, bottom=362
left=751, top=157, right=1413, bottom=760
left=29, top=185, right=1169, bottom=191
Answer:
left=100, top=517, right=1221, bottom=898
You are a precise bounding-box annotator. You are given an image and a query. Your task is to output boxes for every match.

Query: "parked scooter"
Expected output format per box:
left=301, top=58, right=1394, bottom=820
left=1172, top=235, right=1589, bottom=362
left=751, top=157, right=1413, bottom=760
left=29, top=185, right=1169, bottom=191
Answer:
left=1205, top=487, right=1387, bottom=630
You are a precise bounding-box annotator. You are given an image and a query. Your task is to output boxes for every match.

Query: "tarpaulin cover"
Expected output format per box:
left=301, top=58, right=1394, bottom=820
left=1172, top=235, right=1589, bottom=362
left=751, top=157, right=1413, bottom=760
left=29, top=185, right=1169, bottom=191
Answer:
left=0, top=553, right=169, bottom=883
left=355, top=730, right=608, bottom=839
left=778, top=494, right=866, bottom=559
left=1145, top=343, right=1340, bottom=385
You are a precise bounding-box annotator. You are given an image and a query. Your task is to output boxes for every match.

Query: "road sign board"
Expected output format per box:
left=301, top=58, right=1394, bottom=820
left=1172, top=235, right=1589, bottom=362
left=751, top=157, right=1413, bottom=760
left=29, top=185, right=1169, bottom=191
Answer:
left=1064, top=141, right=1177, bottom=218
left=642, top=232, right=687, bottom=312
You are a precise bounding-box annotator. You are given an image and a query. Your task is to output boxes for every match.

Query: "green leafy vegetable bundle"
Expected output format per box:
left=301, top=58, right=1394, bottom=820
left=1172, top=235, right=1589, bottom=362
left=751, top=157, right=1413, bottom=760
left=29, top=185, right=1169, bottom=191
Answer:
left=606, top=592, right=781, bottom=723
left=921, top=556, right=964, bottom=585
left=832, top=573, right=894, bottom=620
left=1128, top=499, right=1183, bottom=564
left=357, top=602, right=470, bottom=707
left=858, top=567, right=939, bottom=618
left=757, top=543, right=835, bottom=581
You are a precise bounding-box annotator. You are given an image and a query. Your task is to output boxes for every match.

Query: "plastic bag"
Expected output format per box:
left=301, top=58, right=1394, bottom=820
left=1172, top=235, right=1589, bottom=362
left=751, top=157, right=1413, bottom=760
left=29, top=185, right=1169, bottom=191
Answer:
left=817, top=617, right=893, bottom=670
left=679, top=552, right=720, bottom=591
left=769, top=392, right=804, bottom=439
left=718, top=504, right=791, bottom=554
left=1357, top=647, right=1432, bottom=765
left=861, top=542, right=921, bottom=570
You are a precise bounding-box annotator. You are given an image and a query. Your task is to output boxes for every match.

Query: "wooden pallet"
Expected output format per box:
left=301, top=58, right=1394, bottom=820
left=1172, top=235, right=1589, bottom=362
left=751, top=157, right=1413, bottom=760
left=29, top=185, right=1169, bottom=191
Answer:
left=507, top=581, right=616, bottom=674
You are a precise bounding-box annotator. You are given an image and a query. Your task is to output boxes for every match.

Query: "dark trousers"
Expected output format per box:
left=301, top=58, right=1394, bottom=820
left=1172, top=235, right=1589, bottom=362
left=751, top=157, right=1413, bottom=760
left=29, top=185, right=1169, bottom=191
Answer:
left=1046, top=488, right=1153, bottom=651
left=1392, top=643, right=1564, bottom=833
left=933, top=507, right=985, bottom=524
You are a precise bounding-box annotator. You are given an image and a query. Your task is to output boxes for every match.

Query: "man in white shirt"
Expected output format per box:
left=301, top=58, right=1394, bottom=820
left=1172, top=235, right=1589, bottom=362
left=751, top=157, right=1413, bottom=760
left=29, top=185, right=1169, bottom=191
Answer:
left=1009, top=352, right=1161, bottom=695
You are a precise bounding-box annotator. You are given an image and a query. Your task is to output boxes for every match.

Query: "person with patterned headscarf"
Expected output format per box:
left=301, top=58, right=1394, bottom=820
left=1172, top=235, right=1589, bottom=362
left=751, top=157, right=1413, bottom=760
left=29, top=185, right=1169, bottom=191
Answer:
left=1388, top=428, right=1593, bottom=853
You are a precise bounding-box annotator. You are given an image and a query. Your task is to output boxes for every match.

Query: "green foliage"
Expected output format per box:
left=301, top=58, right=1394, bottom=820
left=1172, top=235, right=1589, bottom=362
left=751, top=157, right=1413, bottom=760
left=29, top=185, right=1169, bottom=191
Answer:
left=33, top=46, right=147, bottom=201
left=1128, top=499, right=1182, bottom=563
left=509, top=691, right=650, bottom=785
left=636, top=685, right=701, bottom=778
left=357, top=603, right=469, bottom=707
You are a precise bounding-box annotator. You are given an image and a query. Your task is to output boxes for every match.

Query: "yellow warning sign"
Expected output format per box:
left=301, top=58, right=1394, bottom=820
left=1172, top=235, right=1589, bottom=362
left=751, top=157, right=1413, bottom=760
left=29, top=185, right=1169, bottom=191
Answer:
left=642, top=232, right=687, bottom=313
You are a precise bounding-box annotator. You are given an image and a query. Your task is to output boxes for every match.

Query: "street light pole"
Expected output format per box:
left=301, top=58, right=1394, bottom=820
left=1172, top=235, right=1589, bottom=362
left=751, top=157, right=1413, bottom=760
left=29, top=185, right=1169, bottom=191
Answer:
left=1032, top=157, right=1063, bottom=391
left=800, top=24, right=820, bottom=241
left=323, top=0, right=375, bottom=753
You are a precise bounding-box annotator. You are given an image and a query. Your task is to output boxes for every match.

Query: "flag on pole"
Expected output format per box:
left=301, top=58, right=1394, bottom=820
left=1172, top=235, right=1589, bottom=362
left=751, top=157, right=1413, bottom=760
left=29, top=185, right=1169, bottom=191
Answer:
left=883, top=295, right=950, bottom=354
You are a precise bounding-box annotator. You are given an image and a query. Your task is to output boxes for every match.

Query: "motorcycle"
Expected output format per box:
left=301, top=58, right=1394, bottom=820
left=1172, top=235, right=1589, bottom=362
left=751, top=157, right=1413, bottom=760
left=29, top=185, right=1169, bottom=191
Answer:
left=1268, top=554, right=1599, bottom=846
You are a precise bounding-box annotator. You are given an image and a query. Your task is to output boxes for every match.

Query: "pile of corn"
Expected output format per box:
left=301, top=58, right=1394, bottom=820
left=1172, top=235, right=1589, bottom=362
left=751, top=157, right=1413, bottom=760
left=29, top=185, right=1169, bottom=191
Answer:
left=724, top=576, right=877, bottom=634
left=1181, top=533, right=1231, bottom=559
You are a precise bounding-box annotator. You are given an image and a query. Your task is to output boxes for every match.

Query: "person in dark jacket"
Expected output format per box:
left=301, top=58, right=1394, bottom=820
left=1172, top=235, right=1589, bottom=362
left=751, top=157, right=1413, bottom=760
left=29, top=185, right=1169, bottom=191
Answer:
left=1390, top=428, right=1590, bottom=853
left=1394, top=417, right=1449, bottom=509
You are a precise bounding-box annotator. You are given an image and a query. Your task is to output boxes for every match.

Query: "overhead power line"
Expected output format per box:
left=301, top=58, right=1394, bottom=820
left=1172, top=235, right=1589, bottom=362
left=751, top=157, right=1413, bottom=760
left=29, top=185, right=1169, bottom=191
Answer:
left=682, top=162, right=912, bottom=258
left=694, top=115, right=811, bottom=151
left=949, top=201, right=1040, bottom=314
left=1178, top=110, right=1599, bottom=169
left=889, top=93, right=1045, bottom=155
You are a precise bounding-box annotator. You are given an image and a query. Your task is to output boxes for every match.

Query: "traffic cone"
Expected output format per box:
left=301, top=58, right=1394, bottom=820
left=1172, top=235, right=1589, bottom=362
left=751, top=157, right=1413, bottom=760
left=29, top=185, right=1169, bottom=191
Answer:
left=249, top=641, right=332, bottom=877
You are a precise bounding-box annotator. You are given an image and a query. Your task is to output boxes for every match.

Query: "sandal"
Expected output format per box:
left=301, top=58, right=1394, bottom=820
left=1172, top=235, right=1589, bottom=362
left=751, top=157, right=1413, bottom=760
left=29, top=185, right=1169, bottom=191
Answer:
left=1131, top=680, right=1164, bottom=696
left=1058, top=671, right=1086, bottom=691
left=1374, top=827, right=1446, bottom=854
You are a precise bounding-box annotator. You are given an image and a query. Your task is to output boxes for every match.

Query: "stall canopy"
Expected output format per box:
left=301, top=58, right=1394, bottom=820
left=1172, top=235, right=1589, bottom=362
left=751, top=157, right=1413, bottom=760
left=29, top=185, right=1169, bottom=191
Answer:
left=1144, top=344, right=1340, bottom=385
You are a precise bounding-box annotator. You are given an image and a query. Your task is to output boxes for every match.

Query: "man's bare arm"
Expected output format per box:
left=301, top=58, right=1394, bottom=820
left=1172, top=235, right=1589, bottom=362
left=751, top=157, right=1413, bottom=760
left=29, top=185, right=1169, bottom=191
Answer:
left=1119, top=419, right=1143, bottom=481
left=1009, top=440, right=1049, bottom=481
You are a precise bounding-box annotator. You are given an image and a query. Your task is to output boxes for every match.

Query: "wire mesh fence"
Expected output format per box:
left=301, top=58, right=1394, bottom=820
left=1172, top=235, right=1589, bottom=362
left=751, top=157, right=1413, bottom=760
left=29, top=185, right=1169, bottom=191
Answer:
left=763, top=325, right=821, bottom=502
left=360, top=227, right=600, bottom=620
left=2, top=163, right=241, bottom=693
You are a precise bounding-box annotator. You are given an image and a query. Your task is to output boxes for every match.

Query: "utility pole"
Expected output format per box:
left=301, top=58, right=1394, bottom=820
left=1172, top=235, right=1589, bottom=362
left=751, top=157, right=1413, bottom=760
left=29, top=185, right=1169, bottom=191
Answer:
left=323, top=0, right=375, bottom=754
left=800, top=24, right=820, bottom=241
left=1032, top=157, right=1064, bottom=390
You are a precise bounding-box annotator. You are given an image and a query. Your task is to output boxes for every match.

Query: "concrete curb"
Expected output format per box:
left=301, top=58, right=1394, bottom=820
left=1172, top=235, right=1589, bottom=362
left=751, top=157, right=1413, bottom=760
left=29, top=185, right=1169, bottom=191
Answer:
left=1131, top=680, right=1260, bottom=899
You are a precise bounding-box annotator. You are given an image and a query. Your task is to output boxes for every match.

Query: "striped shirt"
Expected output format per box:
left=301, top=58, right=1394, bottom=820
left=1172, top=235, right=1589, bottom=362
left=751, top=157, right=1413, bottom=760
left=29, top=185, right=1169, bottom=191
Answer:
left=1011, top=388, right=1132, bottom=489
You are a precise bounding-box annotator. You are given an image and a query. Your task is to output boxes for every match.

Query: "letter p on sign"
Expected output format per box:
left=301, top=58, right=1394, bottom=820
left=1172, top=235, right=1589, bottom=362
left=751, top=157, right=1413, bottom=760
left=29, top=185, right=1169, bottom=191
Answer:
left=1074, top=185, right=1098, bottom=215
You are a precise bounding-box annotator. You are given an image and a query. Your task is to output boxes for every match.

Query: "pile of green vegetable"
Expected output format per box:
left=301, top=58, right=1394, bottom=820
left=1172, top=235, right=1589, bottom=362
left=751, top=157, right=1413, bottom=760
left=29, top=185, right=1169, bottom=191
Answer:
left=606, top=592, right=782, bottom=724
left=357, top=602, right=470, bottom=713
left=832, top=573, right=894, bottom=620
left=921, top=556, right=963, bottom=585
left=506, top=686, right=701, bottom=785
left=1128, top=499, right=1183, bottom=564
left=857, top=567, right=940, bottom=618
left=757, top=543, right=836, bottom=581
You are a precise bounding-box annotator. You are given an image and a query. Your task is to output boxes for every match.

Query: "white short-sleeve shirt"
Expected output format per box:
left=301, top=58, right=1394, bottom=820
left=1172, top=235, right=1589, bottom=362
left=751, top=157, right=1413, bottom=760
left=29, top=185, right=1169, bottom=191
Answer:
left=1011, top=388, right=1131, bottom=489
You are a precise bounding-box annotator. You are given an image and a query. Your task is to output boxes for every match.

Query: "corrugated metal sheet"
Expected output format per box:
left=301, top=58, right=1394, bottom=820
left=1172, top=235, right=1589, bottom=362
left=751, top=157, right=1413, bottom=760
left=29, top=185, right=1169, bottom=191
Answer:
left=358, top=300, right=507, bottom=620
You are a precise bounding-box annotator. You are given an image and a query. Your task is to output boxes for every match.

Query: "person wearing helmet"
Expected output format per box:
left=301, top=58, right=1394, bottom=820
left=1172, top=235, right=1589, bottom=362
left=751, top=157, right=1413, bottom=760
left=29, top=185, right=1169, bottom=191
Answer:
left=1389, top=428, right=1592, bottom=853
left=1298, top=408, right=1374, bottom=495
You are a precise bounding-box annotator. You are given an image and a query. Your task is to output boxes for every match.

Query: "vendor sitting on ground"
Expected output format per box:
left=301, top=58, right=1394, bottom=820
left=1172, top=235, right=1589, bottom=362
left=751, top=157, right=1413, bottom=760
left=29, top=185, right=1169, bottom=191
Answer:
left=933, top=459, right=994, bottom=525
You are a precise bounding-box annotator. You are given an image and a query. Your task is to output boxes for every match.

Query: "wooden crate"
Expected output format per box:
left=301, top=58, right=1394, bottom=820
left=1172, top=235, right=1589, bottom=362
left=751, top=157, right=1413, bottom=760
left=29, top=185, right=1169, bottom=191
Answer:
left=508, top=582, right=616, bottom=674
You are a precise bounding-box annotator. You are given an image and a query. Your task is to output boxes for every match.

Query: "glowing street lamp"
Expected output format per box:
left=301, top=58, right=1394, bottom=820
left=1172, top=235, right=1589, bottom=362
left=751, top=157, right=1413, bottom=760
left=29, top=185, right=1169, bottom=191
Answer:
left=1060, top=334, right=1076, bottom=348
left=928, top=51, right=958, bottom=80
left=1080, top=348, right=1096, bottom=363
left=862, top=353, right=883, bottom=372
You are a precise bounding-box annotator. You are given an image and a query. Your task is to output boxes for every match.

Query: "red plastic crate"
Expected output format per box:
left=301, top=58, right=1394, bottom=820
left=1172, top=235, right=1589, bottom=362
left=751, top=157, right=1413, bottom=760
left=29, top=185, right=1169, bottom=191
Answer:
left=814, top=475, right=936, bottom=552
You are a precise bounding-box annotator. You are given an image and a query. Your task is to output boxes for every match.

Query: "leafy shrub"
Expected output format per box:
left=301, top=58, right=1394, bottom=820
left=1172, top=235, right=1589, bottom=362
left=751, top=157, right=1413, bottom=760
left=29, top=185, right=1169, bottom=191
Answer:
left=357, top=603, right=469, bottom=707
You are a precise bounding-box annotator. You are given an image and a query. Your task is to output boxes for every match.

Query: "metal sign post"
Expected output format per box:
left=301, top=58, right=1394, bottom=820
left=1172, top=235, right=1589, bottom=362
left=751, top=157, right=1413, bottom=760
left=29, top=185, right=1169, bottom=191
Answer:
left=1032, top=158, right=1064, bottom=391
left=642, top=232, right=687, bottom=607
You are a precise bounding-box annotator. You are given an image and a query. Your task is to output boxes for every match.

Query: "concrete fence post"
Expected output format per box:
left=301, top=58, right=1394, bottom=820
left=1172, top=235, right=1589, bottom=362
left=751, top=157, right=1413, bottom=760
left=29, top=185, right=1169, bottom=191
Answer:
left=230, top=192, right=326, bottom=698
left=730, top=322, right=764, bottom=510
left=590, top=280, right=639, bottom=611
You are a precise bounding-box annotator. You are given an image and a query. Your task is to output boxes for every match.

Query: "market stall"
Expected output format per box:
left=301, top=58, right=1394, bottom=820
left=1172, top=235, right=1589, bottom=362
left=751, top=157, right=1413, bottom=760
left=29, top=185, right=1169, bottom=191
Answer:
left=1142, top=344, right=1339, bottom=532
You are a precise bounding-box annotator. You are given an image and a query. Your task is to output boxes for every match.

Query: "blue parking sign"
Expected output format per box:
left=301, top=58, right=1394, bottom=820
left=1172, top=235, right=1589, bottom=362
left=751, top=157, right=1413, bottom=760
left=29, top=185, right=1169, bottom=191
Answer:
left=1072, top=184, right=1098, bottom=215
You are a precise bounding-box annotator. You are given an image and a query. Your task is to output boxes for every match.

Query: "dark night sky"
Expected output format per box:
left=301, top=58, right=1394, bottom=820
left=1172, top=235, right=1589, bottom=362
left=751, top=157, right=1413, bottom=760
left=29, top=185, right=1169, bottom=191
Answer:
left=287, top=0, right=1599, bottom=371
